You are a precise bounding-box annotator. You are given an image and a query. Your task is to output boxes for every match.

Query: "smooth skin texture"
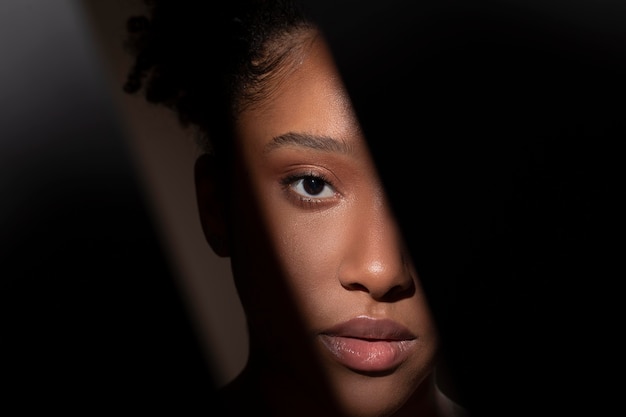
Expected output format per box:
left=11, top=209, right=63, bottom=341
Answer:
left=196, top=29, right=463, bottom=417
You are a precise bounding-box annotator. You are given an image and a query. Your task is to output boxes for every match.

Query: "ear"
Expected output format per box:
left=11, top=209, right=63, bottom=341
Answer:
left=194, top=153, right=230, bottom=257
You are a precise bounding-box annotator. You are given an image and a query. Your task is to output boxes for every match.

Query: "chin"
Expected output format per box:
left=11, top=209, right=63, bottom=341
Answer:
left=327, top=368, right=426, bottom=417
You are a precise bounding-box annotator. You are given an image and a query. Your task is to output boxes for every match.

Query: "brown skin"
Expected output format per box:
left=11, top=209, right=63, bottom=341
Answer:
left=196, top=29, right=463, bottom=417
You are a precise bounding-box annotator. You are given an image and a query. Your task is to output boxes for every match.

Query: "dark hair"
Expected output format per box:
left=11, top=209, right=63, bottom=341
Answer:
left=123, top=0, right=314, bottom=155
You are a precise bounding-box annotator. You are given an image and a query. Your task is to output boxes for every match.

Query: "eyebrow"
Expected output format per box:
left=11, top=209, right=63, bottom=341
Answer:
left=264, top=132, right=354, bottom=155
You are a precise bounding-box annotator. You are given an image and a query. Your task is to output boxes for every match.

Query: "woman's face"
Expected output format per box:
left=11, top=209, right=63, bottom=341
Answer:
left=224, top=32, right=439, bottom=416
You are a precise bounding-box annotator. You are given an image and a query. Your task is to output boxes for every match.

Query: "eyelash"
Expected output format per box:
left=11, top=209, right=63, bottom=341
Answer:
left=280, top=171, right=339, bottom=208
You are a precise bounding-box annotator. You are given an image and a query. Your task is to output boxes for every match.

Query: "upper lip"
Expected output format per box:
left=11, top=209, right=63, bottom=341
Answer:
left=321, top=316, right=416, bottom=341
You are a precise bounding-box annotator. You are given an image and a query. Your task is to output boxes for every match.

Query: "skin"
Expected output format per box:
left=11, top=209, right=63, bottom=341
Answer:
left=196, top=29, right=461, bottom=417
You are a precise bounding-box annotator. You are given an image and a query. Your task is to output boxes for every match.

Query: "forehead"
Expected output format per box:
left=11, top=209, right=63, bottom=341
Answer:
left=234, top=32, right=364, bottom=154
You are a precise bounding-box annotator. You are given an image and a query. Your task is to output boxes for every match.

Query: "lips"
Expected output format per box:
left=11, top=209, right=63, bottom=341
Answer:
left=319, top=316, right=417, bottom=373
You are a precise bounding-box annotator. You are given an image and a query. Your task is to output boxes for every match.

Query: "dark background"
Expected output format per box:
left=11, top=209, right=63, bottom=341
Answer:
left=304, top=0, right=623, bottom=416
left=1, top=1, right=217, bottom=412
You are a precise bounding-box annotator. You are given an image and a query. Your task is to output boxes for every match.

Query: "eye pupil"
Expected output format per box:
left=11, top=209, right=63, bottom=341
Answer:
left=303, top=177, right=325, bottom=195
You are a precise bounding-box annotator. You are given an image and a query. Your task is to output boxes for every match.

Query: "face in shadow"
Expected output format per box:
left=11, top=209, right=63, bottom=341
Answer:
left=196, top=29, right=441, bottom=417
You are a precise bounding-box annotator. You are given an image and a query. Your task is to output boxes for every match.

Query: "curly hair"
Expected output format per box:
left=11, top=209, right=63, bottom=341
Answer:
left=123, top=0, right=315, bottom=154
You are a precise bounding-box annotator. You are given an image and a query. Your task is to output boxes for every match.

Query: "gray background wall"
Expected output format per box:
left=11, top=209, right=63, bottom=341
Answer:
left=76, top=0, right=248, bottom=386
left=1, top=0, right=247, bottom=404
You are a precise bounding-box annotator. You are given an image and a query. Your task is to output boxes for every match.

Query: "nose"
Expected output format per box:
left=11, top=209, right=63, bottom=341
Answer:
left=338, top=193, right=415, bottom=301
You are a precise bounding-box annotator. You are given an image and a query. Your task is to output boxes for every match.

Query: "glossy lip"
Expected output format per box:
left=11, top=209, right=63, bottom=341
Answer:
left=319, top=316, right=417, bottom=373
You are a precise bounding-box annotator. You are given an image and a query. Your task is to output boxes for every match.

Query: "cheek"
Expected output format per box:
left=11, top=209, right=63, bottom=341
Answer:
left=264, top=204, right=349, bottom=304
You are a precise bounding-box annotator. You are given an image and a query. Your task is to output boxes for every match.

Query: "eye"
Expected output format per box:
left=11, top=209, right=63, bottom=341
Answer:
left=280, top=172, right=338, bottom=206
left=290, top=175, right=336, bottom=199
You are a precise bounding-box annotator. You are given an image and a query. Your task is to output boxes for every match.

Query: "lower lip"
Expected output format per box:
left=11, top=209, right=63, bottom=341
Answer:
left=319, top=335, right=416, bottom=372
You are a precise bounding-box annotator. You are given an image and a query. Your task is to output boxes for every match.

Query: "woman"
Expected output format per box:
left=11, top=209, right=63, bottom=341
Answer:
left=124, top=1, right=466, bottom=416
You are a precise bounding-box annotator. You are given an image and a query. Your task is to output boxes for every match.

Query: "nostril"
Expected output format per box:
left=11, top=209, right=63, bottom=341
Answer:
left=340, top=279, right=415, bottom=302
left=382, top=281, right=416, bottom=302
left=342, top=282, right=368, bottom=292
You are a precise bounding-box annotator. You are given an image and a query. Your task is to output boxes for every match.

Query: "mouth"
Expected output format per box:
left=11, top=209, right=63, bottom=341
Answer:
left=319, top=316, right=417, bottom=373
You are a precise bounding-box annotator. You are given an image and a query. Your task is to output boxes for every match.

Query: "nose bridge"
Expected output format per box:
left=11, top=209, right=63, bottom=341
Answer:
left=339, top=191, right=411, bottom=299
